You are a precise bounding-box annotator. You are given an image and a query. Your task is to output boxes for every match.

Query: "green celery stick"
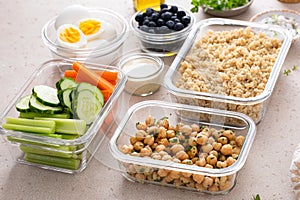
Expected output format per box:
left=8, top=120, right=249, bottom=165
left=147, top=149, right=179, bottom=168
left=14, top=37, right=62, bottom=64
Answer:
left=60, top=134, right=80, bottom=140
left=25, top=153, right=81, bottom=170
left=34, top=117, right=87, bottom=135
left=20, top=145, right=80, bottom=159
left=19, top=112, right=71, bottom=119
left=7, top=136, right=60, bottom=148
left=6, top=117, right=55, bottom=130
left=2, top=123, right=55, bottom=135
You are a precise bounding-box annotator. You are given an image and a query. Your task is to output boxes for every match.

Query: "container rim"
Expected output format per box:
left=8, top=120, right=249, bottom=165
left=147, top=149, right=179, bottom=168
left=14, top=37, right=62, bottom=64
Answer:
left=164, top=18, right=293, bottom=105
left=109, top=100, right=256, bottom=177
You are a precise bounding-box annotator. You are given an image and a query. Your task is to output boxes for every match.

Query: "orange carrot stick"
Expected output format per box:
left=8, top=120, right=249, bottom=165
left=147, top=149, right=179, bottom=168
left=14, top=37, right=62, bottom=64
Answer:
left=72, top=62, right=115, bottom=92
left=64, top=69, right=118, bottom=82
left=101, top=89, right=112, bottom=102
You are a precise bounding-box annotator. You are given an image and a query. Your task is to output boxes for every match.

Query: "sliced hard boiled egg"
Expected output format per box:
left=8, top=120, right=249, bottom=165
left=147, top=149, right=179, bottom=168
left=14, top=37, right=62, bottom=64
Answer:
left=77, top=18, right=105, bottom=41
left=55, top=5, right=90, bottom=30
left=57, top=24, right=87, bottom=49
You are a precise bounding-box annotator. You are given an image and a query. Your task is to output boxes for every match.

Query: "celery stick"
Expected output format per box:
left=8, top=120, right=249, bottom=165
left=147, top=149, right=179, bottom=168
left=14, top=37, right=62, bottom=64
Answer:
left=34, top=117, right=87, bottom=135
left=20, top=145, right=79, bottom=159
left=60, top=134, right=80, bottom=140
left=19, top=112, right=71, bottom=119
left=7, top=136, right=61, bottom=148
left=6, top=117, right=55, bottom=130
left=25, top=153, right=81, bottom=170
left=2, top=123, right=55, bottom=135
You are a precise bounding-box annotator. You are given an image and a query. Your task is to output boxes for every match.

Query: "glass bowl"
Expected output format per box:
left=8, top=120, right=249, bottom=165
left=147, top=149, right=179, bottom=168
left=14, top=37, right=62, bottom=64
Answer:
left=110, top=100, right=256, bottom=194
left=130, top=5, right=195, bottom=57
left=42, top=7, right=129, bottom=63
left=0, top=59, right=126, bottom=173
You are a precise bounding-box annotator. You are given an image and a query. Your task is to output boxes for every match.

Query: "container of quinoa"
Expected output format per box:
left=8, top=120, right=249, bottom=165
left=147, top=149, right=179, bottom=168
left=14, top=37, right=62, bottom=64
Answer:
left=109, top=100, right=256, bottom=194
left=164, top=18, right=292, bottom=124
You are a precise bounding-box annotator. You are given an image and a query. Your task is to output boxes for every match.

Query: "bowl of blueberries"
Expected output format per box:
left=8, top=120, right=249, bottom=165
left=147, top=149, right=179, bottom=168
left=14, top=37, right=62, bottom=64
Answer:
left=131, top=3, right=195, bottom=57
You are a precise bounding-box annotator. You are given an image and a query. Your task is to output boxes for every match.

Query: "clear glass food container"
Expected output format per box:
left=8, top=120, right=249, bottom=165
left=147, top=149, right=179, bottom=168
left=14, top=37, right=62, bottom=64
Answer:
left=130, top=5, right=195, bottom=57
left=164, top=18, right=293, bottom=124
left=42, top=8, right=128, bottom=63
left=110, top=100, right=256, bottom=195
left=0, top=59, right=126, bottom=174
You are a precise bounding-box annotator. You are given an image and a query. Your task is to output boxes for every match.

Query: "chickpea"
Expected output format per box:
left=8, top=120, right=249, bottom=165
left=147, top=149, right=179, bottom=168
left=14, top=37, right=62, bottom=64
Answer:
left=201, top=143, right=213, bottom=153
left=229, top=140, right=236, bottom=147
left=195, top=183, right=206, bottom=191
left=144, top=135, right=154, bottom=146
left=232, top=153, right=239, bottom=159
left=191, top=157, right=199, bottom=164
left=157, top=118, right=169, bottom=129
left=208, top=184, right=219, bottom=192
left=219, top=181, right=231, bottom=191
left=136, top=130, right=147, bottom=141
left=140, top=147, right=152, bottom=157
left=233, top=146, right=241, bottom=154
left=169, top=137, right=180, bottom=144
left=155, top=144, right=166, bottom=152
left=133, top=141, right=144, bottom=151
left=195, top=157, right=206, bottom=167
left=219, top=176, right=228, bottom=185
left=145, top=115, right=156, bottom=126
left=135, top=173, right=146, bottom=180
left=235, top=135, right=245, bottom=147
left=222, top=130, right=235, bottom=140
left=190, top=131, right=198, bottom=137
left=157, top=127, right=167, bottom=139
left=196, top=134, right=208, bottom=145
left=179, top=125, right=193, bottom=135
left=151, top=153, right=161, bottom=160
left=220, top=144, right=233, bottom=156
left=166, top=130, right=176, bottom=138
left=186, top=182, right=195, bottom=188
left=226, top=157, right=236, bottom=166
left=212, top=142, right=222, bottom=151
left=175, top=122, right=184, bottom=131
left=180, top=176, right=192, bottom=184
left=207, top=136, right=215, bottom=144
left=175, top=150, right=189, bottom=161
left=158, top=150, right=168, bottom=157
left=164, top=175, right=174, bottom=183
left=171, top=144, right=185, bottom=154
left=136, top=122, right=147, bottom=131
left=199, top=152, right=208, bottom=158
left=151, top=143, right=158, bottom=150
left=218, top=136, right=228, bottom=145
left=151, top=172, right=161, bottom=182
left=202, top=177, right=213, bottom=188
left=120, top=144, right=132, bottom=154
left=173, top=178, right=183, bottom=187
left=200, top=131, right=210, bottom=137
left=216, top=161, right=228, bottom=168
left=205, top=164, right=213, bottom=169
left=182, top=159, right=193, bottom=165
left=209, top=150, right=218, bottom=157
left=211, top=129, right=220, bottom=139
left=169, top=170, right=181, bottom=179
left=206, top=154, right=217, bottom=166
left=161, top=154, right=172, bottom=161
left=172, top=158, right=181, bottom=163
left=157, top=168, right=169, bottom=177
left=147, top=126, right=158, bottom=135
left=131, top=152, right=140, bottom=156
left=182, top=172, right=192, bottom=178
left=126, top=164, right=136, bottom=173
left=188, top=136, right=197, bottom=146
left=219, top=155, right=226, bottom=161
left=158, top=138, right=169, bottom=146
left=192, top=174, right=205, bottom=184
left=168, top=125, right=176, bottom=131
left=187, top=145, right=198, bottom=158
left=130, top=136, right=137, bottom=145
left=191, top=124, right=200, bottom=132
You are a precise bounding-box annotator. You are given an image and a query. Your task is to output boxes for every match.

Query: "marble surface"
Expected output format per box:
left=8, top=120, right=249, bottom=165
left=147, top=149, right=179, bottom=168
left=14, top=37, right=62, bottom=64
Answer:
left=0, top=0, right=300, bottom=199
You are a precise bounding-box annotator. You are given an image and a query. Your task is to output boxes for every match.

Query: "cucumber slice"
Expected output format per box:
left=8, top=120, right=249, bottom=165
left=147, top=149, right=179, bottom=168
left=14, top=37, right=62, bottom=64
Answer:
left=56, top=77, right=77, bottom=91
left=76, top=82, right=104, bottom=106
left=72, top=89, right=102, bottom=125
left=16, top=95, right=31, bottom=112
left=32, top=85, right=60, bottom=107
left=58, top=88, right=74, bottom=113
left=29, top=95, right=63, bottom=114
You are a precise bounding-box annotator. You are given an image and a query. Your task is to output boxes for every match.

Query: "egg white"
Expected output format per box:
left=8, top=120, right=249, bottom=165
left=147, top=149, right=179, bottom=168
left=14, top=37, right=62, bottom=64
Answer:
left=56, top=24, right=87, bottom=49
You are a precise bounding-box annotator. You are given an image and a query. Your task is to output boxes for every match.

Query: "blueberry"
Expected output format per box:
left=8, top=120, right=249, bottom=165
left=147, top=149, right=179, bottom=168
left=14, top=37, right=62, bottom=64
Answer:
left=169, top=5, right=178, bottom=14
left=148, top=28, right=155, bottom=34
left=181, top=16, right=191, bottom=26
left=139, top=25, right=149, bottom=32
left=135, top=13, right=144, bottom=23
left=166, top=20, right=175, bottom=29
left=157, top=25, right=170, bottom=34
left=177, top=10, right=186, bottom=19
left=148, top=21, right=157, bottom=27
left=142, top=19, right=150, bottom=26
left=160, top=8, right=169, bottom=13
left=151, top=12, right=160, bottom=21
left=160, top=3, right=168, bottom=9
left=173, top=18, right=180, bottom=23
left=174, top=22, right=185, bottom=31
left=161, top=12, right=172, bottom=20
left=156, top=18, right=165, bottom=26
left=146, top=8, right=154, bottom=16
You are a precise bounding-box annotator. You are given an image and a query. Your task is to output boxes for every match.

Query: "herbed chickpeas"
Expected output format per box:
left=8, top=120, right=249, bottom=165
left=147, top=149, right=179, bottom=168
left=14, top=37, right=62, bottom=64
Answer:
left=120, top=116, right=246, bottom=193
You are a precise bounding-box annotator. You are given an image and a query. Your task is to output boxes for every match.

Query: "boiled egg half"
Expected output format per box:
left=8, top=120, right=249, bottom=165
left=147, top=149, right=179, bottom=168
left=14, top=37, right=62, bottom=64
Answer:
left=77, top=18, right=104, bottom=41
left=57, top=24, right=87, bottom=49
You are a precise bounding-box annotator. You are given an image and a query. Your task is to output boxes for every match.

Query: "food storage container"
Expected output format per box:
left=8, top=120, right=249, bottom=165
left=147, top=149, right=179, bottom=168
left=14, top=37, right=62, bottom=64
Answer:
left=130, top=4, right=195, bottom=57
left=0, top=59, right=126, bottom=174
left=110, top=100, right=256, bottom=195
left=164, top=18, right=293, bottom=124
left=117, top=53, right=164, bottom=96
left=42, top=7, right=129, bottom=63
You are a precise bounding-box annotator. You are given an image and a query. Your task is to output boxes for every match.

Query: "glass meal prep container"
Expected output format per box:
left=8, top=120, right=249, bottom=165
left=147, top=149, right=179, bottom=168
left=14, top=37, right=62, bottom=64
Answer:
left=164, top=18, right=293, bottom=124
left=0, top=59, right=126, bottom=174
left=110, top=100, right=256, bottom=195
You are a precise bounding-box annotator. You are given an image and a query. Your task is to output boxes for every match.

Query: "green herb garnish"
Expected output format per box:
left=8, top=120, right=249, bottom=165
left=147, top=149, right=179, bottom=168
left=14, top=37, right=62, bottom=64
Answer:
left=253, top=194, right=261, bottom=200
left=191, top=0, right=249, bottom=12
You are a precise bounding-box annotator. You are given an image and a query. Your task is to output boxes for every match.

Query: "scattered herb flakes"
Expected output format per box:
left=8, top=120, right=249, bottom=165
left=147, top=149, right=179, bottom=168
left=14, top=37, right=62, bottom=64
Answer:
left=253, top=194, right=261, bottom=200
left=283, top=65, right=298, bottom=76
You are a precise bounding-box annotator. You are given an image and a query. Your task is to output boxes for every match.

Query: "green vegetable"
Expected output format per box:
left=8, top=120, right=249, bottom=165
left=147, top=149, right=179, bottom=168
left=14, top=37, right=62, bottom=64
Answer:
left=253, top=194, right=261, bottom=200
left=2, top=123, right=55, bottom=135
left=6, top=117, right=55, bottom=129
left=191, top=0, right=249, bottom=12
left=29, top=95, right=63, bottom=114
left=56, top=77, right=77, bottom=92
left=19, top=112, right=70, bottom=119
left=32, top=85, right=60, bottom=107
left=25, top=153, right=80, bottom=170
left=16, top=95, right=31, bottom=113
left=57, top=88, right=74, bottom=112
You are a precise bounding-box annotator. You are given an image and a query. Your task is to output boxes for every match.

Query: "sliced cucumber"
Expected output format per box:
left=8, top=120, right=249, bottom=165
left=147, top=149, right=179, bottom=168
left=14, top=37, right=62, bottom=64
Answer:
left=58, top=88, right=74, bottom=113
left=32, top=85, right=60, bottom=107
left=75, top=82, right=104, bottom=106
left=16, top=95, right=31, bottom=112
left=56, top=77, right=77, bottom=91
left=29, top=95, right=63, bottom=114
left=72, top=89, right=102, bottom=125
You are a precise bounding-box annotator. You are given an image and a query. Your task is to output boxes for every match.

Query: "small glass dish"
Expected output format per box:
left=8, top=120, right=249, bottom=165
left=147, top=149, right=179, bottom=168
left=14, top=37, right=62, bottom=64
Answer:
left=42, top=7, right=129, bottom=63
left=117, top=53, right=164, bottom=96
left=110, top=100, right=256, bottom=195
left=164, top=18, right=292, bottom=124
left=130, top=5, right=195, bottom=57
left=0, top=59, right=126, bottom=174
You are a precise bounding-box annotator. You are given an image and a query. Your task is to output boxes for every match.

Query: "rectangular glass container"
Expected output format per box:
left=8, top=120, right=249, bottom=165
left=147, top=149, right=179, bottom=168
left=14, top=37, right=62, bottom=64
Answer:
left=0, top=59, right=126, bottom=174
left=110, top=100, right=256, bottom=194
left=164, top=18, right=292, bottom=124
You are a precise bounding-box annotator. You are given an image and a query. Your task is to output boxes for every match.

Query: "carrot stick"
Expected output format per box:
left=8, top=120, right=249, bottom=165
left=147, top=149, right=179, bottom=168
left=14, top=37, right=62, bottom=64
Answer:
left=101, top=90, right=112, bottom=102
left=72, top=62, right=115, bottom=92
left=64, top=69, right=118, bottom=82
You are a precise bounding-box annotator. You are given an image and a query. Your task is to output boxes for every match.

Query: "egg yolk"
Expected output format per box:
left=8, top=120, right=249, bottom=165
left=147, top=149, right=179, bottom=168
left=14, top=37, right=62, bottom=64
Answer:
left=79, top=19, right=101, bottom=36
left=59, top=27, right=81, bottom=43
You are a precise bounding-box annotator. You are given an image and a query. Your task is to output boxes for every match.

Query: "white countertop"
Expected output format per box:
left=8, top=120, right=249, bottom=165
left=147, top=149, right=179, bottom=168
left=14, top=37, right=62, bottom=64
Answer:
left=1, top=0, right=300, bottom=199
